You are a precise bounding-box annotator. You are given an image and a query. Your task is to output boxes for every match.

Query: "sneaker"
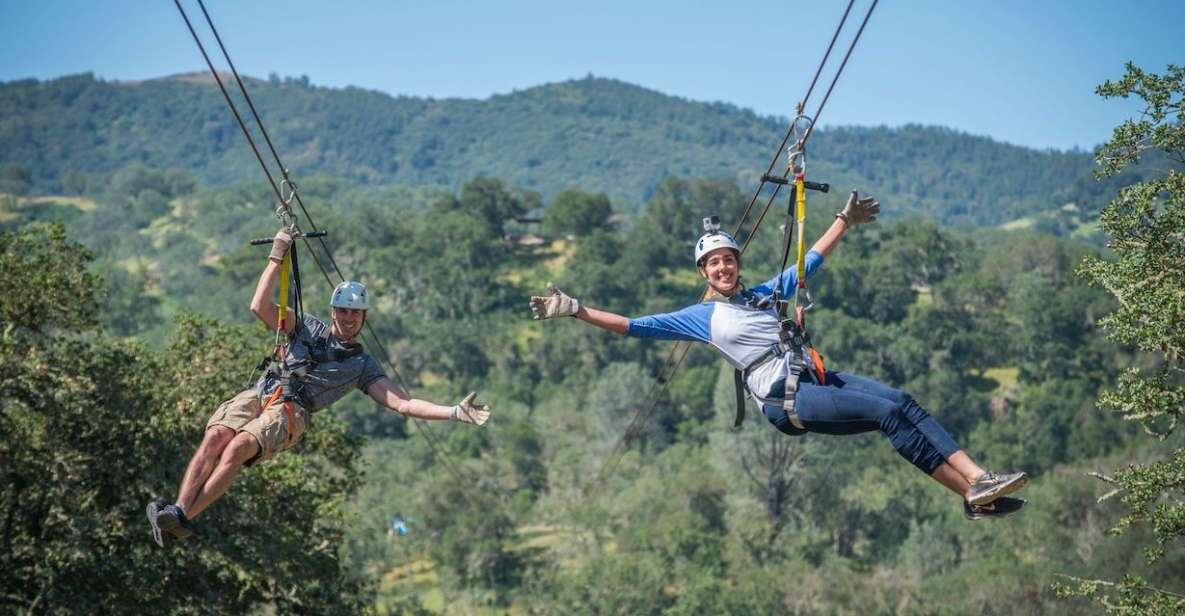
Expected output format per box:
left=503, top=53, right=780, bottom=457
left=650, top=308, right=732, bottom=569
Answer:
left=146, top=498, right=173, bottom=548
left=964, top=496, right=1027, bottom=521
left=966, top=471, right=1028, bottom=505
left=155, top=504, right=196, bottom=540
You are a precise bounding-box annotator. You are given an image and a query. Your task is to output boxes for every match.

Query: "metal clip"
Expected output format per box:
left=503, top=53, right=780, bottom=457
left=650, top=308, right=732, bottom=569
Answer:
left=280, top=176, right=298, bottom=206
left=785, top=114, right=814, bottom=176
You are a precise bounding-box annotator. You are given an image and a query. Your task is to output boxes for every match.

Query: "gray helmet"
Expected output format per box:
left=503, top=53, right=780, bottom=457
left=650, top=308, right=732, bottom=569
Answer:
left=330, top=281, right=368, bottom=310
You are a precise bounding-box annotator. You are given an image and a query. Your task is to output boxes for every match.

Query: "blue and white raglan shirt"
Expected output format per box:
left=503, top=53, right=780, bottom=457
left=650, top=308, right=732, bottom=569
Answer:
left=627, top=251, right=824, bottom=408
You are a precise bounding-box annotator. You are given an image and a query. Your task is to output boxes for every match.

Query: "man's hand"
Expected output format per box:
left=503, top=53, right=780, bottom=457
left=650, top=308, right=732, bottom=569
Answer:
left=837, top=191, right=880, bottom=226
left=529, top=284, right=581, bottom=320
left=450, top=392, right=491, bottom=426
left=268, top=228, right=294, bottom=263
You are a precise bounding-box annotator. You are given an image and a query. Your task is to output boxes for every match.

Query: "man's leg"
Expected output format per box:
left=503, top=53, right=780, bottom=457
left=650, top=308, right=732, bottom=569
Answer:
left=187, top=432, right=261, bottom=519
left=175, top=426, right=236, bottom=515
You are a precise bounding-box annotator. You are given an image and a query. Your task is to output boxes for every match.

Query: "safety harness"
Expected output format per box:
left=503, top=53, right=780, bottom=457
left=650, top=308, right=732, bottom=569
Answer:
left=247, top=199, right=331, bottom=446
left=728, top=114, right=829, bottom=429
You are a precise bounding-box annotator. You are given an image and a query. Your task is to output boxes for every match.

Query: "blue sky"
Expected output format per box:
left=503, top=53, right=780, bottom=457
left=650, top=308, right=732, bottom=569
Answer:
left=1, top=0, right=1181, bottom=150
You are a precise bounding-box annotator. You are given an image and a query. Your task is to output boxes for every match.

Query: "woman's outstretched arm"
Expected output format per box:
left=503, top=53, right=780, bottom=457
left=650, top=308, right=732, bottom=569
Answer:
left=811, top=190, right=879, bottom=257
left=576, top=305, right=629, bottom=334
left=531, top=285, right=711, bottom=342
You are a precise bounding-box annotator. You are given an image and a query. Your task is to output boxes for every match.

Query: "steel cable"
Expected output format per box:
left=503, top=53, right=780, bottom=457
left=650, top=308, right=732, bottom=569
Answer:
left=585, top=0, right=877, bottom=496
left=173, top=0, right=498, bottom=507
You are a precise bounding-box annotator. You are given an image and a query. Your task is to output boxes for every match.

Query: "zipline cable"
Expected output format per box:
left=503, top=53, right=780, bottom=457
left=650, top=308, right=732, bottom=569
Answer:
left=801, top=0, right=879, bottom=148
left=193, top=0, right=352, bottom=298
left=730, top=0, right=855, bottom=237
left=173, top=0, right=496, bottom=505
left=586, top=0, right=878, bottom=496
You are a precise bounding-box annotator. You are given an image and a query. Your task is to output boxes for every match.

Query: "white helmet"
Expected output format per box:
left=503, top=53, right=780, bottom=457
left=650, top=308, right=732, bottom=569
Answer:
left=330, top=281, right=368, bottom=310
left=694, top=215, right=740, bottom=265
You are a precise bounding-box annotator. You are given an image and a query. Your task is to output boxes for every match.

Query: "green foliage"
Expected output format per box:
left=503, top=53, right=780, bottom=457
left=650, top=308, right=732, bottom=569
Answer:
left=541, top=188, right=612, bottom=237
left=3, top=107, right=1165, bottom=610
left=0, top=163, right=32, bottom=196
left=0, top=223, right=101, bottom=333
left=0, top=73, right=1147, bottom=232
left=0, top=223, right=369, bottom=612
left=1061, top=63, right=1185, bottom=613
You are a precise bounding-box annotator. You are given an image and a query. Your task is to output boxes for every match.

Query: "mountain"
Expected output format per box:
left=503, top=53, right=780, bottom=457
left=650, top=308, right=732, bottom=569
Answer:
left=0, top=72, right=1117, bottom=227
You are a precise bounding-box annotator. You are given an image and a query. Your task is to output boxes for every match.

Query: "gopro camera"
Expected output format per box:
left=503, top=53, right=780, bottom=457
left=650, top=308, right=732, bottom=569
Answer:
left=702, top=215, right=721, bottom=233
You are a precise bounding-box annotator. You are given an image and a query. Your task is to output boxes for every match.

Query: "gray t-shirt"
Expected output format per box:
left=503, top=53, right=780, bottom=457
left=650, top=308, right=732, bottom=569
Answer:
left=257, top=314, right=386, bottom=412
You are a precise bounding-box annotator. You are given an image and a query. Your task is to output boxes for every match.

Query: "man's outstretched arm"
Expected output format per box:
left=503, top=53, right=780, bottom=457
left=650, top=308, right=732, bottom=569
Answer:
left=366, top=378, right=490, bottom=425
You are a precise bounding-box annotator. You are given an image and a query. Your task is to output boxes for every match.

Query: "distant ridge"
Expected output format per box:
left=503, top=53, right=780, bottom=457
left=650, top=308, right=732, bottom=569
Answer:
left=0, top=72, right=1110, bottom=227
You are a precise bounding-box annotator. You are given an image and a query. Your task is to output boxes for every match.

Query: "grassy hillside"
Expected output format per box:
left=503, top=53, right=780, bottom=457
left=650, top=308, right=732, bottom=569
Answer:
left=0, top=72, right=1129, bottom=229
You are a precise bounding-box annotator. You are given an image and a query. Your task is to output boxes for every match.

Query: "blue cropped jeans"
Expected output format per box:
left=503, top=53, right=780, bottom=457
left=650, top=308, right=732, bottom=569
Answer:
left=761, top=371, right=960, bottom=475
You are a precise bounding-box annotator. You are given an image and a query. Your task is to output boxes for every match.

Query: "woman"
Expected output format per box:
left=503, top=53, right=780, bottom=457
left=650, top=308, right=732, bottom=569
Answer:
left=530, top=191, right=1027, bottom=520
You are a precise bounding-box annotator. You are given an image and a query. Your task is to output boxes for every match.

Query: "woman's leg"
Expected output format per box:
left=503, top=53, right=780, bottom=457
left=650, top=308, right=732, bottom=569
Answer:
left=773, top=372, right=960, bottom=481
left=763, top=371, right=1026, bottom=510
left=931, top=462, right=972, bottom=497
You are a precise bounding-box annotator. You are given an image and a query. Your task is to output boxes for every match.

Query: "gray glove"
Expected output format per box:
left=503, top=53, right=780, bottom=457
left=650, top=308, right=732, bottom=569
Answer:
left=269, top=228, right=294, bottom=263
left=529, top=284, right=581, bottom=320
left=837, top=191, right=880, bottom=226
left=450, top=392, right=491, bottom=426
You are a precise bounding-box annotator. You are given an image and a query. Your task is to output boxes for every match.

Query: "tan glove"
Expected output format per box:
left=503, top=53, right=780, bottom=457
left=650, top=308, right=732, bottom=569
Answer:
left=837, top=191, right=880, bottom=226
left=529, top=284, right=581, bottom=320
left=268, top=227, right=294, bottom=263
left=450, top=392, right=490, bottom=426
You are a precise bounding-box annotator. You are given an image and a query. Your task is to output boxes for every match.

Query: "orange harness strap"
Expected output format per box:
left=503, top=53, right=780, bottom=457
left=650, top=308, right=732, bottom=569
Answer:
left=260, top=388, right=299, bottom=449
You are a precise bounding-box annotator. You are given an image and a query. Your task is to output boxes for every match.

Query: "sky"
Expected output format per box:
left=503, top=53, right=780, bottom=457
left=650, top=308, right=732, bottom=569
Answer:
left=1, top=0, right=1181, bottom=151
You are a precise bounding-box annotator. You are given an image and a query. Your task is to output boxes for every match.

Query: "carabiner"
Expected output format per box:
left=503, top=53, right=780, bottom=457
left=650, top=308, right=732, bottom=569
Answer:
left=280, top=177, right=298, bottom=207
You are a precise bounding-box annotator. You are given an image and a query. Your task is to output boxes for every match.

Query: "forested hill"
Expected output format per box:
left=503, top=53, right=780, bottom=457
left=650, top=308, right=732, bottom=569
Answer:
left=2, top=72, right=1111, bottom=227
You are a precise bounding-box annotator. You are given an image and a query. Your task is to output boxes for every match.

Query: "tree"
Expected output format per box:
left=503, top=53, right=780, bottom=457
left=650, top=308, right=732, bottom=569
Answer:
left=0, top=224, right=100, bottom=334
left=0, top=224, right=370, bottom=613
left=457, top=176, right=530, bottom=236
left=542, top=188, right=612, bottom=237
left=1059, top=63, right=1185, bottom=613
left=0, top=163, right=31, bottom=196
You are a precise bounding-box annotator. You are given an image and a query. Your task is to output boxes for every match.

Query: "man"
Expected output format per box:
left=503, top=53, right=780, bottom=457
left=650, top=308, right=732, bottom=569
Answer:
left=147, top=228, right=491, bottom=547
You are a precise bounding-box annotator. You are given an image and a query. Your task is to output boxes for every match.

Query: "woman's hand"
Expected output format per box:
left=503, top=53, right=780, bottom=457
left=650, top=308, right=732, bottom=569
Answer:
left=837, top=191, right=880, bottom=226
left=529, top=284, right=581, bottom=319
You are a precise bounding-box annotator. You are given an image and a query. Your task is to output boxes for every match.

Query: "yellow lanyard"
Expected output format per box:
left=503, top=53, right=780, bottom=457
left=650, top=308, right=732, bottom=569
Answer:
left=794, top=172, right=807, bottom=301
left=275, top=250, right=291, bottom=359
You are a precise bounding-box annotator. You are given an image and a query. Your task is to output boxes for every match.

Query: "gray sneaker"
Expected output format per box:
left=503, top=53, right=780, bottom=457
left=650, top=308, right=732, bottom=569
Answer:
left=966, top=471, right=1028, bottom=505
left=156, top=504, right=196, bottom=540
left=146, top=499, right=173, bottom=548
left=964, top=496, right=1027, bottom=521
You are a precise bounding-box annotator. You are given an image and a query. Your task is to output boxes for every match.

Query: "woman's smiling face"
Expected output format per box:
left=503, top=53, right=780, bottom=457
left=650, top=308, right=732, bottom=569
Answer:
left=698, top=248, right=740, bottom=295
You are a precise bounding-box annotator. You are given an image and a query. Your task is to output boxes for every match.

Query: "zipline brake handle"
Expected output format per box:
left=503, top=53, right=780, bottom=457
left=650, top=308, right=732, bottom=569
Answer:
left=760, top=174, right=830, bottom=193
left=249, top=230, right=328, bottom=245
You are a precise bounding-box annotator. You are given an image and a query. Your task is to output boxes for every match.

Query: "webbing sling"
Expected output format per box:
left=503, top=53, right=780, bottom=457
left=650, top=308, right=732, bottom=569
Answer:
left=260, top=385, right=298, bottom=449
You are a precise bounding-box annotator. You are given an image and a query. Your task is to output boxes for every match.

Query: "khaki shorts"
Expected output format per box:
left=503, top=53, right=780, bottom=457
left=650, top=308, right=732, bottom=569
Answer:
left=206, top=389, right=308, bottom=464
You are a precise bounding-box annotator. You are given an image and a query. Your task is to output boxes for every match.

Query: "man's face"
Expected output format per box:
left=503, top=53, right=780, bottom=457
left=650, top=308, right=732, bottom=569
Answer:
left=331, top=307, right=365, bottom=340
